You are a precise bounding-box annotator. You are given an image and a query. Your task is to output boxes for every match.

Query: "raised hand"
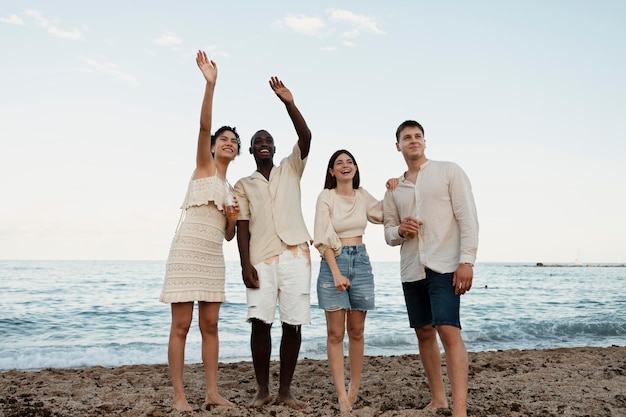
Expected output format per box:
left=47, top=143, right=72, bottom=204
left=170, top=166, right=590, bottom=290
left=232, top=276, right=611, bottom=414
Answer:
left=196, top=50, right=217, bottom=85
left=269, top=76, right=293, bottom=105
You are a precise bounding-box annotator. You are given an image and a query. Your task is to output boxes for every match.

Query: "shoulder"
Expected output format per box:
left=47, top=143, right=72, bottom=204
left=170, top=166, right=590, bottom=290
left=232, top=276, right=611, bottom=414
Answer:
left=430, top=160, right=460, bottom=168
left=356, top=187, right=375, bottom=199
left=428, top=160, right=464, bottom=174
left=318, top=188, right=334, bottom=200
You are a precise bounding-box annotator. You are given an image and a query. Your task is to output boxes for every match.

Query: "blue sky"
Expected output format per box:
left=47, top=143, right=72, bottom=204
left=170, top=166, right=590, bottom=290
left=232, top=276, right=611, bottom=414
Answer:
left=1, top=1, right=625, bottom=263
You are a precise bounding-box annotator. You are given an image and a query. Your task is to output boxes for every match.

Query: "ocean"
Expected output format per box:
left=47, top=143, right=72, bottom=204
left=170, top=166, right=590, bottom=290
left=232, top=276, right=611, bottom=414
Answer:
left=1, top=260, right=624, bottom=371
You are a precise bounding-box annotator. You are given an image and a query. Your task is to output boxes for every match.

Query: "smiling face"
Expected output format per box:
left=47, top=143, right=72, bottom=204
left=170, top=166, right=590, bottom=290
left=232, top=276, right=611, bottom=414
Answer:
left=212, top=130, right=240, bottom=161
left=324, top=149, right=361, bottom=189
left=330, top=153, right=357, bottom=182
left=249, top=130, right=276, bottom=163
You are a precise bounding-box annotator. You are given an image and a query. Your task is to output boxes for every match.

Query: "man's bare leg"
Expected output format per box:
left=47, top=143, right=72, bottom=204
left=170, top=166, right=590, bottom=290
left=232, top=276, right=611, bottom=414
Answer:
left=415, top=325, right=449, bottom=410
left=249, top=319, right=273, bottom=407
left=438, top=325, right=468, bottom=417
left=275, top=323, right=307, bottom=410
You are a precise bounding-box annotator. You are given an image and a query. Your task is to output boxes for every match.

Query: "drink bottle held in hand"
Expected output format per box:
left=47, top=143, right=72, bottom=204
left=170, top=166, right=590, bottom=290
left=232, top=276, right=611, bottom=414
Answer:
left=224, top=181, right=238, bottom=219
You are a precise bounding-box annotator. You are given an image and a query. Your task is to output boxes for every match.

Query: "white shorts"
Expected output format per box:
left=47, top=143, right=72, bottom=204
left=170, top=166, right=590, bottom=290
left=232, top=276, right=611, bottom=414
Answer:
left=246, top=243, right=311, bottom=325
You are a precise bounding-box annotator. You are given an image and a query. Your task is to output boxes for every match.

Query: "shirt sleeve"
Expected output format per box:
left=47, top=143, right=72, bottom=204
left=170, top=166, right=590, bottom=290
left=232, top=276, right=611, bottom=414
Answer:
left=361, top=188, right=384, bottom=225
left=449, top=163, right=479, bottom=264
left=383, top=188, right=404, bottom=246
left=313, top=190, right=342, bottom=257
left=233, top=180, right=250, bottom=221
left=283, top=143, right=307, bottom=178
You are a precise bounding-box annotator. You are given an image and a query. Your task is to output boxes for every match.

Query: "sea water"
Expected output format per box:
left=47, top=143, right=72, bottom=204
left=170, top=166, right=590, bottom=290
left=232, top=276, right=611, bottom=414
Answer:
left=0, top=260, right=624, bottom=371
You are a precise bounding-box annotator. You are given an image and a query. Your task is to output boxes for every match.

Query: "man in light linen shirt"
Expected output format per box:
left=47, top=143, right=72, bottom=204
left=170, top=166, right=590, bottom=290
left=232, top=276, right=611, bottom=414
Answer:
left=382, top=120, right=478, bottom=417
left=234, top=76, right=312, bottom=410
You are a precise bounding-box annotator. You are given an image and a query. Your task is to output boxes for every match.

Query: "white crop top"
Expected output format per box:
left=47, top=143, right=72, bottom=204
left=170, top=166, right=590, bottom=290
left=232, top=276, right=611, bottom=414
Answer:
left=313, top=187, right=383, bottom=256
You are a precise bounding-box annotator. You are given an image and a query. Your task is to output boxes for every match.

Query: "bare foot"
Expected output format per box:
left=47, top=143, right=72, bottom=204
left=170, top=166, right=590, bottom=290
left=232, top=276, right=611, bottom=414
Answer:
left=347, top=386, right=358, bottom=407
left=424, top=400, right=449, bottom=411
left=172, top=397, right=193, bottom=412
left=247, top=392, right=273, bottom=408
left=338, top=395, right=352, bottom=413
left=204, top=393, right=236, bottom=408
left=275, top=392, right=307, bottom=410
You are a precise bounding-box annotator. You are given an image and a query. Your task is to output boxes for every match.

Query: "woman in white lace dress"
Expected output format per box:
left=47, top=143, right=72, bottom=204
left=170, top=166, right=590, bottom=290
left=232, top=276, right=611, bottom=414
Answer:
left=159, top=50, right=240, bottom=411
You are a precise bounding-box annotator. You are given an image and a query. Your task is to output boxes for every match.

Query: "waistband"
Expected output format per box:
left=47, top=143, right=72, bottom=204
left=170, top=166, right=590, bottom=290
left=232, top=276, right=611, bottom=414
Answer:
left=340, top=244, right=367, bottom=254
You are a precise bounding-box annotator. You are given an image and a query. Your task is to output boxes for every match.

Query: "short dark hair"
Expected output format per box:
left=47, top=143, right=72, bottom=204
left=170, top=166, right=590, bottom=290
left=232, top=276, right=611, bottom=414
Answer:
left=250, top=129, right=273, bottom=148
left=324, top=149, right=360, bottom=190
left=212, top=126, right=241, bottom=155
left=395, top=120, right=424, bottom=142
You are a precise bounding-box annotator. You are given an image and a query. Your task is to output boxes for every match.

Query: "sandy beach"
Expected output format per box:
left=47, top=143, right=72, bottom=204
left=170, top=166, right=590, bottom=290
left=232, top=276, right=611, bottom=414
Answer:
left=1, top=346, right=625, bottom=416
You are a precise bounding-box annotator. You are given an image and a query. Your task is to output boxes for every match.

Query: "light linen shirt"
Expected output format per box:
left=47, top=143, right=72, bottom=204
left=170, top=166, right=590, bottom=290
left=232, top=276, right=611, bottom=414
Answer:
left=383, top=160, right=478, bottom=282
left=234, top=144, right=312, bottom=266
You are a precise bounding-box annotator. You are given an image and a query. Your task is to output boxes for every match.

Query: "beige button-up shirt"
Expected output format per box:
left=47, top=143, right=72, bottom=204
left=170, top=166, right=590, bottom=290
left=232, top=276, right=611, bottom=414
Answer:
left=234, top=144, right=312, bottom=266
left=383, top=160, right=479, bottom=282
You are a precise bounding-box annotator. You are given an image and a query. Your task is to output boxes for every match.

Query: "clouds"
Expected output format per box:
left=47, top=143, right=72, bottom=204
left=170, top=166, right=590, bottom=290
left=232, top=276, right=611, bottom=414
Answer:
left=326, top=8, right=386, bottom=38
left=274, top=8, right=385, bottom=49
left=154, top=33, right=183, bottom=47
left=0, top=14, right=23, bottom=25
left=0, top=9, right=85, bottom=40
left=24, top=9, right=86, bottom=40
left=280, top=15, right=326, bottom=35
left=77, top=58, right=139, bottom=86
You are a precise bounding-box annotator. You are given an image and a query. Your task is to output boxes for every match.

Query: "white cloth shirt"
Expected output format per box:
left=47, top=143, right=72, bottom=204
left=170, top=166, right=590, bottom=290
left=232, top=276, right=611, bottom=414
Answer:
left=313, top=187, right=383, bottom=257
left=383, top=160, right=479, bottom=282
left=234, top=144, right=312, bottom=266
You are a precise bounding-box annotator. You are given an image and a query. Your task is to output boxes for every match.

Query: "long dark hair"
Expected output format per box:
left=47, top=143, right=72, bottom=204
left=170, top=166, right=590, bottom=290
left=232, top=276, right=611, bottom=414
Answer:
left=324, top=149, right=360, bottom=190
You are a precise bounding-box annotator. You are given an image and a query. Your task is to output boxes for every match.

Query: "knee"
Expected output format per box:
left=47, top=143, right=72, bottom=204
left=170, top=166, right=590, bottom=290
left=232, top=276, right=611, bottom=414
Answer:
left=199, top=318, right=218, bottom=336
left=251, top=318, right=272, bottom=336
left=171, top=322, right=191, bottom=339
left=282, top=322, right=301, bottom=339
left=436, top=326, right=463, bottom=348
left=346, top=325, right=364, bottom=342
left=415, top=325, right=437, bottom=342
left=327, top=328, right=345, bottom=345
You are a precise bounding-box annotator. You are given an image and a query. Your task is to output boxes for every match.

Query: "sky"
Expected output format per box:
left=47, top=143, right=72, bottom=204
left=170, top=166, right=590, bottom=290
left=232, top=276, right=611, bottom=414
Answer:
left=1, top=1, right=625, bottom=263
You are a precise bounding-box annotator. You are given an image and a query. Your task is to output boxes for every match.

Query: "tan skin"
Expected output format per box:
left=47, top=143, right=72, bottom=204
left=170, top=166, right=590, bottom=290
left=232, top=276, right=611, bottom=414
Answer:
left=321, top=153, right=366, bottom=413
left=395, top=125, right=471, bottom=417
left=167, top=50, right=239, bottom=412
left=321, top=154, right=400, bottom=413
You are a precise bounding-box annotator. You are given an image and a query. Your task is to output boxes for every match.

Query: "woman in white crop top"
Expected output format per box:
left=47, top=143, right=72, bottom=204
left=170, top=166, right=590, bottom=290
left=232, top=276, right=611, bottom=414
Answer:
left=159, top=51, right=240, bottom=411
left=313, top=149, right=385, bottom=413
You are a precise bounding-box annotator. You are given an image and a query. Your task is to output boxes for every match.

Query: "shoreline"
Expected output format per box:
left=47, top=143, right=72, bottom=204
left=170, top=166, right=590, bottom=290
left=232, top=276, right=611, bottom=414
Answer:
left=2, top=346, right=625, bottom=416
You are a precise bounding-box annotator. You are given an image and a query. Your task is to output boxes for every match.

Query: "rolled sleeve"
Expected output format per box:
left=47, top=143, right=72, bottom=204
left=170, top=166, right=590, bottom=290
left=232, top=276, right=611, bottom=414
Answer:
left=313, top=191, right=342, bottom=257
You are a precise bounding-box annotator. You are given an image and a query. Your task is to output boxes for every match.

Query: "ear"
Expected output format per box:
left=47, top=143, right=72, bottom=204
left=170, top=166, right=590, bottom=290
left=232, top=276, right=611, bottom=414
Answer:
left=249, top=147, right=253, bottom=154
left=396, top=142, right=401, bottom=152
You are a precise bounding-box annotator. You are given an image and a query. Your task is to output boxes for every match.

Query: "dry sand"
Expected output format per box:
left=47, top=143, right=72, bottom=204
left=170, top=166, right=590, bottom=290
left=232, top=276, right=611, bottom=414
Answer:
left=1, top=346, right=625, bottom=416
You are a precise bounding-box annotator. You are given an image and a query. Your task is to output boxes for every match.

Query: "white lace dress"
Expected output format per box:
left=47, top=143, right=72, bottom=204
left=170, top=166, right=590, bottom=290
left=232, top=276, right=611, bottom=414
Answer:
left=159, top=176, right=228, bottom=303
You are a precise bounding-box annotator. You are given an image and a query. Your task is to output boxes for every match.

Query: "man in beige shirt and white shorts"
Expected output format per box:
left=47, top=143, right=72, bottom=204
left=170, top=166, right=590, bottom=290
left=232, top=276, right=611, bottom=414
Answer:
left=234, top=76, right=312, bottom=410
